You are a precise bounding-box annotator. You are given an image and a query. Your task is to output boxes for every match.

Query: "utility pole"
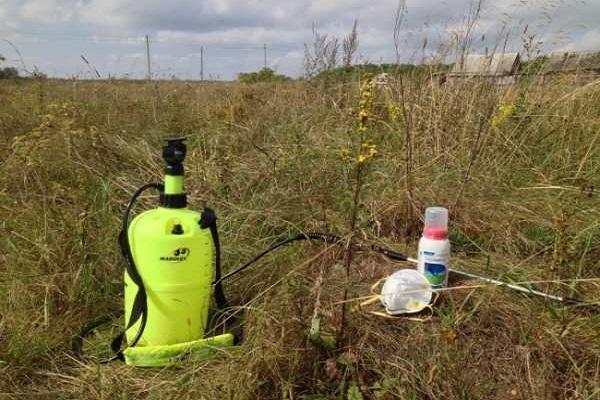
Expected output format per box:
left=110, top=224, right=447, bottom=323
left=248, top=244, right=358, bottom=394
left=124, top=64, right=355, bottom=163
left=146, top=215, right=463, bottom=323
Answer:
left=200, top=46, right=204, bottom=81
left=145, top=34, right=151, bottom=80
left=263, top=43, right=267, bottom=70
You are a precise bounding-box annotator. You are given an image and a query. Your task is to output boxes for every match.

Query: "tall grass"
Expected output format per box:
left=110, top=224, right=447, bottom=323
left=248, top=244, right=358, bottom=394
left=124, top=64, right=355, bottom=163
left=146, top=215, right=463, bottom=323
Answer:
left=0, top=74, right=599, bottom=398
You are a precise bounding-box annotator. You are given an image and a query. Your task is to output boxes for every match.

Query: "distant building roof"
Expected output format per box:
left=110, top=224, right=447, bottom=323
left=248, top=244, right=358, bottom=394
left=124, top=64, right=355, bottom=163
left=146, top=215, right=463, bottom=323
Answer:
left=373, top=72, right=390, bottom=85
left=546, top=51, right=600, bottom=72
left=451, top=52, right=520, bottom=76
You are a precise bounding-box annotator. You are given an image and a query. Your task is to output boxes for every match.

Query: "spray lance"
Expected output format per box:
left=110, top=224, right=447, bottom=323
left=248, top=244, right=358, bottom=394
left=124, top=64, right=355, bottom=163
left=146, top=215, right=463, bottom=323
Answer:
left=73, top=139, right=598, bottom=367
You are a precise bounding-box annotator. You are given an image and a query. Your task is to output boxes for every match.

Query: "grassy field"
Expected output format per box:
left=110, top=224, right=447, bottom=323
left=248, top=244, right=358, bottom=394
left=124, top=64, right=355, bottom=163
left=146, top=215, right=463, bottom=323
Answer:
left=0, top=74, right=599, bottom=399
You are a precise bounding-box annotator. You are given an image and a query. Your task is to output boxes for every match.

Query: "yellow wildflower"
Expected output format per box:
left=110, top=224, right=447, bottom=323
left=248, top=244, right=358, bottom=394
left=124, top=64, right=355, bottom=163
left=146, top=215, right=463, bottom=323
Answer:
left=358, top=78, right=374, bottom=132
left=89, top=125, right=99, bottom=146
left=387, top=101, right=401, bottom=121
left=491, top=100, right=516, bottom=127
left=355, top=141, right=377, bottom=164
left=338, top=148, right=350, bottom=160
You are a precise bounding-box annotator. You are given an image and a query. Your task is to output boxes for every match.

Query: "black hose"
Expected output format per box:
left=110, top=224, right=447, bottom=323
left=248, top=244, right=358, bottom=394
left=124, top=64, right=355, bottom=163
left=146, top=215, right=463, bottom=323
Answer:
left=215, top=232, right=345, bottom=284
left=215, top=232, right=411, bottom=284
left=216, top=232, right=599, bottom=312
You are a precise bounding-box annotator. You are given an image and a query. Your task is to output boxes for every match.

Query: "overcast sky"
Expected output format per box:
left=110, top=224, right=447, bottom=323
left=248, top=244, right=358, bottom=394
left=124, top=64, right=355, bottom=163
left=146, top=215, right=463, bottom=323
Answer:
left=0, top=0, right=598, bottom=80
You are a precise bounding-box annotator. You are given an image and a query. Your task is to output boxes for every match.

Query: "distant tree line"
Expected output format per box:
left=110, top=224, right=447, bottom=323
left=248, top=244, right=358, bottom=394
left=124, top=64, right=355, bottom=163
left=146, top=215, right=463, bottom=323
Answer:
left=0, top=54, right=19, bottom=79
left=313, top=63, right=450, bottom=81
left=0, top=53, right=47, bottom=79
left=238, top=67, right=291, bottom=84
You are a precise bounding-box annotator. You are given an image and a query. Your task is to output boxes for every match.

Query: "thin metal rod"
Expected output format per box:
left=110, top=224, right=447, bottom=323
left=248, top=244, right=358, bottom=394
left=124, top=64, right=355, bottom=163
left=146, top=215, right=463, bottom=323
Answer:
left=404, top=258, right=566, bottom=303
left=449, top=268, right=566, bottom=302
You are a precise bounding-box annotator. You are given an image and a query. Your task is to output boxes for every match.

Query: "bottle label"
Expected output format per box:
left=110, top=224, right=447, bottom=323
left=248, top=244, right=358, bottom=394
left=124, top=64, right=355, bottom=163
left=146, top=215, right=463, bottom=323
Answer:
left=424, top=262, right=447, bottom=288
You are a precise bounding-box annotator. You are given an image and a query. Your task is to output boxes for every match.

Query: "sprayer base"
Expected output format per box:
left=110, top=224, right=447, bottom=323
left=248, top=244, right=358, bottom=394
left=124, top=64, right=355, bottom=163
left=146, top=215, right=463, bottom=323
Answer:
left=123, top=333, right=235, bottom=367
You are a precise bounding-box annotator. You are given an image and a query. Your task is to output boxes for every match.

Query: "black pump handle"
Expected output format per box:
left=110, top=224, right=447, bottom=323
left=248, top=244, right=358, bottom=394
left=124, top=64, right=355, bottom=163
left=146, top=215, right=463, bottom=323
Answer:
left=163, top=137, right=187, bottom=175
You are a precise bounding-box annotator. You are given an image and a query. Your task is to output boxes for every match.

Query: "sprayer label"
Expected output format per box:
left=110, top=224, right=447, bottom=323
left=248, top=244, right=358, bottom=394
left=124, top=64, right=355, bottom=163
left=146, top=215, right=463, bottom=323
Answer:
left=160, top=247, right=191, bottom=262
left=424, top=262, right=446, bottom=287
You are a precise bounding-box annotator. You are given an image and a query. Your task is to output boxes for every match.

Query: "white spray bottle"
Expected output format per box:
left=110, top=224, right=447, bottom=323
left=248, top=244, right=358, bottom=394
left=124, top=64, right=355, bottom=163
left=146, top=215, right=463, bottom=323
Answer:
left=418, top=207, right=450, bottom=288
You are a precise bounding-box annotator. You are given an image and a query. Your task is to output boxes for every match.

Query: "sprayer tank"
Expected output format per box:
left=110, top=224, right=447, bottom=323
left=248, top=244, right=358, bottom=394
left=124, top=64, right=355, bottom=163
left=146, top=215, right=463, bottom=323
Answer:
left=124, top=207, right=214, bottom=347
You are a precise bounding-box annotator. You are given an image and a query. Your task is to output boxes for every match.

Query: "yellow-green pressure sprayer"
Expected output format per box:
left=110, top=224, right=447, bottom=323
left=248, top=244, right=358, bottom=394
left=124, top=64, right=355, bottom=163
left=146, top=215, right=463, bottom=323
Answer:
left=74, top=138, right=236, bottom=367
left=120, top=137, right=235, bottom=366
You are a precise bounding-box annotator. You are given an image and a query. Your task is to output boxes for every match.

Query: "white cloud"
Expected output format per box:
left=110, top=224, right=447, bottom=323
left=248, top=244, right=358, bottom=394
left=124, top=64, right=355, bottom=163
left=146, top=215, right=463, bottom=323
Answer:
left=18, top=0, right=79, bottom=23
left=559, top=28, right=600, bottom=52
left=155, top=27, right=305, bottom=47
left=76, top=1, right=150, bottom=28
left=0, top=0, right=598, bottom=79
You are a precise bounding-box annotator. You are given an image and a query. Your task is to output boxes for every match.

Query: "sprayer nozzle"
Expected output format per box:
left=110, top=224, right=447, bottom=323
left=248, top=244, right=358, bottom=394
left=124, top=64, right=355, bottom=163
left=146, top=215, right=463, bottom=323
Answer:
left=165, top=137, right=186, bottom=146
left=163, top=137, right=187, bottom=176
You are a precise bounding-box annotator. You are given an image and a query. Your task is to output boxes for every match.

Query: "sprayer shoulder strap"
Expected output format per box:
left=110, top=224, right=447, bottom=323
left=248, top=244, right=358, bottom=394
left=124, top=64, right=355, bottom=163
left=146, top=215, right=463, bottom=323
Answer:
left=200, top=208, right=242, bottom=343
left=72, top=183, right=163, bottom=362
left=71, top=228, right=147, bottom=363
left=109, top=227, right=149, bottom=360
left=199, top=208, right=228, bottom=310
